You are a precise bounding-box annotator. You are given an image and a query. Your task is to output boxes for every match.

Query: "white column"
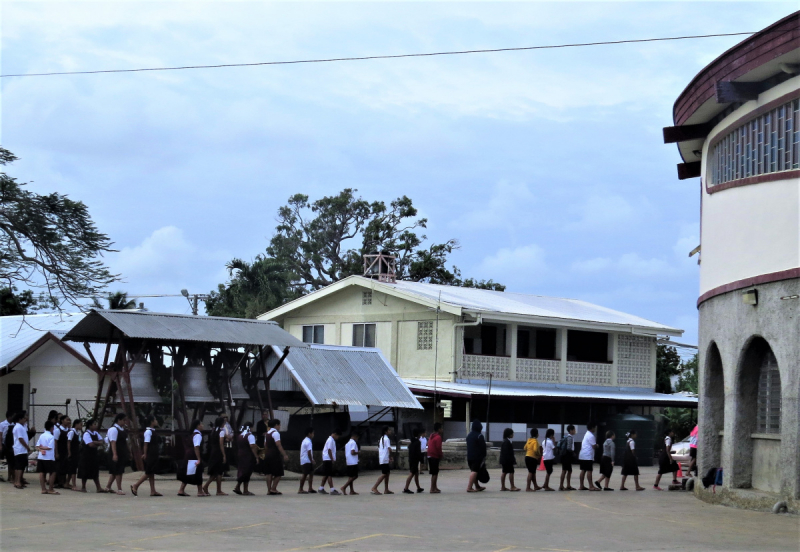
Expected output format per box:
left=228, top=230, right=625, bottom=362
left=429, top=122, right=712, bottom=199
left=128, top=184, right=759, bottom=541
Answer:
left=610, top=333, right=618, bottom=386
left=558, top=328, right=568, bottom=383
left=509, top=323, right=518, bottom=381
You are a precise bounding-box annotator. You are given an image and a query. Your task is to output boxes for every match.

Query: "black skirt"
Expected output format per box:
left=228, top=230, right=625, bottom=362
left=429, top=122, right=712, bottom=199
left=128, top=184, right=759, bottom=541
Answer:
left=178, top=459, right=204, bottom=485
left=621, top=448, right=639, bottom=476
left=599, top=456, right=614, bottom=477
left=79, top=450, right=100, bottom=480
left=658, top=450, right=678, bottom=475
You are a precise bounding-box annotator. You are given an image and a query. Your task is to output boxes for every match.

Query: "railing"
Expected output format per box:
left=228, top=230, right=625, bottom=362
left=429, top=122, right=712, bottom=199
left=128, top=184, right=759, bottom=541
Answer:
left=565, top=361, right=612, bottom=385
left=461, top=354, right=510, bottom=379
left=516, top=358, right=560, bottom=383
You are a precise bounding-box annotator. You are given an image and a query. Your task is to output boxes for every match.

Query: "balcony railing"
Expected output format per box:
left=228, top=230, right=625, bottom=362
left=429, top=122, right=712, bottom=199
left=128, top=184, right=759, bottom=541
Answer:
left=462, top=354, right=510, bottom=379
left=516, top=358, right=560, bottom=383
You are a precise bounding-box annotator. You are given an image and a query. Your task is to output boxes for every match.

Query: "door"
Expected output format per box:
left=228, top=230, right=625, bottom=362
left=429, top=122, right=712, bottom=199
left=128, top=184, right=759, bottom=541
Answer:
left=7, top=383, right=24, bottom=414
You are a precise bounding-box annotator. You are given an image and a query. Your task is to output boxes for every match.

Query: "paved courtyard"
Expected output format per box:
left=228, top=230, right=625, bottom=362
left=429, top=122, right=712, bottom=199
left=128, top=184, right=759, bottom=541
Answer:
left=0, top=465, right=797, bottom=551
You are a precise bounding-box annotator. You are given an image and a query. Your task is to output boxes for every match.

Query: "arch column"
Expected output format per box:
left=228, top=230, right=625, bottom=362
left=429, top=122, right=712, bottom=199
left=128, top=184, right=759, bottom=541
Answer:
left=778, top=345, right=800, bottom=499
left=697, top=342, right=724, bottom=477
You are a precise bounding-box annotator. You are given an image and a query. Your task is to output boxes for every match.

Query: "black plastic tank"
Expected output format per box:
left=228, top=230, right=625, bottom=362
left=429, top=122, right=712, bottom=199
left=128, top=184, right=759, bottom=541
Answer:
left=605, top=413, right=657, bottom=467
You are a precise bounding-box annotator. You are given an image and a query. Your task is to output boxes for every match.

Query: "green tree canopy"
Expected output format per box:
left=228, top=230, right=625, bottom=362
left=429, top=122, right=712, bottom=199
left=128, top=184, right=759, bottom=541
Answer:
left=0, top=286, right=40, bottom=315
left=205, top=256, right=298, bottom=319
left=0, top=147, right=117, bottom=309
left=91, top=291, right=137, bottom=310
left=655, top=344, right=681, bottom=394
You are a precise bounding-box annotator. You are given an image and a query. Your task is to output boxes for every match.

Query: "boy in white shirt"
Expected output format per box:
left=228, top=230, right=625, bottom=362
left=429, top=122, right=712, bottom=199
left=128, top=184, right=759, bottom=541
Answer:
left=319, top=429, right=341, bottom=495
left=12, top=411, right=32, bottom=489
left=578, top=422, right=600, bottom=491
left=37, top=420, right=59, bottom=495
left=370, top=426, right=394, bottom=495
left=298, top=427, right=316, bottom=494
left=419, top=430, right=428, bottom=474
left=340, top=431, right=360, bottom=495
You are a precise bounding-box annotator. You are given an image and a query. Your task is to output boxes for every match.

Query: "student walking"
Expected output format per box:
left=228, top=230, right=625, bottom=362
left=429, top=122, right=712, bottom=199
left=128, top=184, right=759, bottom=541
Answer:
left=541, top=429, right=556, bottom=491
left=298, top=427, right=316, bottom=494
left=77, top=418, right=105, bottom=493
left=404, top=428, right=424, bottom=494
left=578, top=422, right=600, bottom=491
left=203, top=416, right=227, bottom=496
left=178, top=419, right=207, bottom=497
left=104, top=413, right=130, bottom=495
left=233, top=425, right=258, bottom=496
left=619, top=430, right=645, bottom=491
left=265, top=419, right=289, bottom=495
left=36, top=420, right=59, bottom=495
left=12, top=411, right=31, bottom=489
left=55, top=415, right=71, bottom=489
left=131, top=415, right=162, bottom=497
left=341, top=431, right=360, bottom=495
left=689, top=424, right=698, bottom=476
left=319, top=429, right=341, bottom=495
left=559, top=425, right=577, bottom=491
left=523, top=428, right=542, bottom=492
left=2, top=410, right=15, bottom=485
left=427, top=423, right=443, bottom=494
left=596, top=431, right=615, bottom=491
left=371, top=426, right=394, bottom=495
left=419, top=429, right=428, bottom=474
left=654, top=429, right=679, bottom=490
left=500, top=428, right=520, bottom=492
left=66, top=418, right=82, bottom=491
left=466, top=420, right=487, bottom=493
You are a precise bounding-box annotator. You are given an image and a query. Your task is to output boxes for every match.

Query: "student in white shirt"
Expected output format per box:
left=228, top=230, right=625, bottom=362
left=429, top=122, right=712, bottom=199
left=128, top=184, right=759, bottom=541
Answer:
left=36, top=420, right=59, bottom=494
left=233, top=425, right=258, bottom=496
left=78, top=418, right=106, bottom=493
left=265, top=419, right=289, bottom=495
left=66, top=418, right=82, bottom=491
left=340, top=431, right=361, bottom=495
left=12, top=411, right=31, bottom=489
left=541, top=428, right=557, bottom=492
left=654, top=428, right=679, bottom=491
left=203, top=417, right=228, bottom=497
left=578, top=422, right=600, bottom=491
left=319, top=429, right=341, bottom=495
left=419, top=431, right=428, bottom=474
left=131, top=415, right=162, bottom=497
left=298, top=427, right=316, bottom=494
left=104, top=413, right=131, bottom=495
left=370, top=426, right=394, bottom=495
left=178, top=419, right=207, bottom=497
left=619, top=430, right=645, bottom=491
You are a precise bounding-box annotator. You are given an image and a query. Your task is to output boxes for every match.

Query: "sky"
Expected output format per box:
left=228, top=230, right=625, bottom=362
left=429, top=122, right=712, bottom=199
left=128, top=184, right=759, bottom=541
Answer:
left=2, top=1, right=796, bottom=349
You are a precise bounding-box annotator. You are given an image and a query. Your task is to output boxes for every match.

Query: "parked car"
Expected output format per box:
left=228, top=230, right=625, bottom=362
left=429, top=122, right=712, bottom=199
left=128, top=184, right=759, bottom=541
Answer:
left=670, top=436, right=692, bottom=469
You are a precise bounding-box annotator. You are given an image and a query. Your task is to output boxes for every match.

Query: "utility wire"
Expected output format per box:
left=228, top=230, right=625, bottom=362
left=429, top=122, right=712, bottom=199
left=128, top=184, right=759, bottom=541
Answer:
left=0, top=32, right=755, bottom=78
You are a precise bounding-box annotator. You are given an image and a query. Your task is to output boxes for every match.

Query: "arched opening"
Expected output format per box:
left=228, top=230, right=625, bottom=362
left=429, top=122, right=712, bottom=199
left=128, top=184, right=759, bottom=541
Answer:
left=733, top=336, right=782, bottom=492
left=702, top=342, right=724, bottom=471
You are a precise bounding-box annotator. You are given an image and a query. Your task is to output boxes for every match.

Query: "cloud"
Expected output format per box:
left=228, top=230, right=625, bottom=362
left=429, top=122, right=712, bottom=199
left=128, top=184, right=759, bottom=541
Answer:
left=473, top=244, right=547, bottom=287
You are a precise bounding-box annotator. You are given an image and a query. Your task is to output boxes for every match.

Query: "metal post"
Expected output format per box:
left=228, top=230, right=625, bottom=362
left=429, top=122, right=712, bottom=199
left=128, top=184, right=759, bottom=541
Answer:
left=485, top=373, right=493, bottom=443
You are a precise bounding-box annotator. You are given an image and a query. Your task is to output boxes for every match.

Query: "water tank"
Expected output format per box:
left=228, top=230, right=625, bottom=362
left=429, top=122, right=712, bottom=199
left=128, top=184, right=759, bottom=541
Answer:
left=605, top=413, right=657, bottom=467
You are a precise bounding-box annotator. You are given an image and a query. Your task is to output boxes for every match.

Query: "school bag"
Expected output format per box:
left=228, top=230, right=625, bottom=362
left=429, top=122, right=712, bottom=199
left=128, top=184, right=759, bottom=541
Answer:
left=701, top=467, right=718, bottom=488
left=554, top=435, right=569, bottom=461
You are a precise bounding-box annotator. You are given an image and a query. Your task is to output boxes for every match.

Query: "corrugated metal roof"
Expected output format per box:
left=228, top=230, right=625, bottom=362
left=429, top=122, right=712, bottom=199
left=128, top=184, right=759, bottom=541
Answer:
left=1, top=313, right=85, bottom=369
left=64, top=310, right=307, bottom=348
left=404, top=378, right=698, bottom=406
left=273, top=344, right=422, bottom=409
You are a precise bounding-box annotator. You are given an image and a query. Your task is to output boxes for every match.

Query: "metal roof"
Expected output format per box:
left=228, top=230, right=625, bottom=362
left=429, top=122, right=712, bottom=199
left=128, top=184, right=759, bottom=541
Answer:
left=63, top=310, right=307, bottom=348
left=404, top=379, right=698, bottom=406
left=271, top=344, right=422, bottom=409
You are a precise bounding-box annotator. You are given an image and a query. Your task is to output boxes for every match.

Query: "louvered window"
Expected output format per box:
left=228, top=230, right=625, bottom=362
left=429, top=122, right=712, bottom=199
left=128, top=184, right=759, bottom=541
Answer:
left=756, top=352, right=781, bottom=434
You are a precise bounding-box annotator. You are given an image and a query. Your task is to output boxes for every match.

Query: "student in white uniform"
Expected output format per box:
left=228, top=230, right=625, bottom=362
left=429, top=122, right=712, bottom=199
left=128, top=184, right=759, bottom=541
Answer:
left=78, top=418, right=106, bottom=493
left=318, top=429, right=341, bottom=495
left=36, top=420, right=59, bottom=495
left=12, top=411, right=31, bottom=489
left=0, top=410, right=11, bottom=482
left=298, top=427, right=316, bottom=494
left=66, top=418, right=82, bottom=491
left=340, top=431, right=361, bottom=495
left=370, top=426, right=394, bottom=495
left=578, top=422, right=600, bottom=491
left=131, top=415, right=162, bottom=497
left=654, top=429, right=679, bottom=491
left=419, top=430, right=428, bottom=474
left=265, top=419, right=289, bottom=495
left=541, top=428, right=557, bottom=492
left=104, top=413, right=130, bottom=495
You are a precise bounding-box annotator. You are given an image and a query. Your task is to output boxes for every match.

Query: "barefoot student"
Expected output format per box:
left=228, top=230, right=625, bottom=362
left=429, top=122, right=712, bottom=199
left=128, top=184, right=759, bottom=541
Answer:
left=319, top=429, right=340, bottom=495
left=178, top=419, right=207, bottom=497
left=559, top=425, right=576, bottom=491
left=466, top=420, right=487, bottom=493
left=298, top=427, right=316, bottom=494
left=524, top=428, right=542, bottom=492
left=78, top=418, right=105, bottom=493
left=404, top=428, right=424, bottom=494
left=371, top=426, right=394, bottom=495
left=265, top=419, right=289, bottom=495
left=579, top=422, right=600, bottom=491
left=541, top=429, right=556, bottom=491
left=105, top=413, right=130, bottom=495
left=596, top=431, right=615, bottom=491
left=233, top=425, right=258, bottom=496
left=500, top=428, right=520, bottom=492
left=341, top=431, right=360, bottom=495
left=131, top=415, right=162, bottom=497
left=654, top=429, right=679, bottom=491
left=619, top=430, right=645, bottom=491
left=427, top=423, right=443, bottom=494
left=36, top=420, right=59, bottom=494
left=66, top=418, right=82, bottom=491
left=203, top=417, right=227, bottom=496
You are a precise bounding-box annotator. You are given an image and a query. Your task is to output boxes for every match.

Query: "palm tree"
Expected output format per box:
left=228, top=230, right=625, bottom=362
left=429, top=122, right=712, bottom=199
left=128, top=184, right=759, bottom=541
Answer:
left=91, top=291, right=137, bottom=310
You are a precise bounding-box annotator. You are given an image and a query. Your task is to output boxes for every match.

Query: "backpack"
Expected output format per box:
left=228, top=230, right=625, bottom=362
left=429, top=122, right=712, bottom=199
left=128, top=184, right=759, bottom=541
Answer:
left=701, top=467, right=718, bottom=488
left=554, top=435, right=569, bottom=460
left=3, top=423, right=15, bottom=452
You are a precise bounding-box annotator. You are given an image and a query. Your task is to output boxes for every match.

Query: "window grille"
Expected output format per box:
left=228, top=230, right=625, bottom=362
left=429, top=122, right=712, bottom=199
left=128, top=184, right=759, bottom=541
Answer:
left=417, top=321, right=433, bottom=350
left=362, top=291, right=372, bottom=305
left=756, top=351, right=781, bottom=434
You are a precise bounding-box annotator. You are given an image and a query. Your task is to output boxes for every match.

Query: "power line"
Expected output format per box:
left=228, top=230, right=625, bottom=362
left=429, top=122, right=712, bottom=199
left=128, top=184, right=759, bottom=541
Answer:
left=0, top=32, right=755, bottom=78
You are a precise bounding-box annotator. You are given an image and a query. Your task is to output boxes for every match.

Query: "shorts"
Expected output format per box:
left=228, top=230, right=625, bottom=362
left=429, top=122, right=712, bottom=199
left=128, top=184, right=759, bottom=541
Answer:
left=579, top=459, right=594, bottom=472
left=321, top=460, right=333, bottom=477
left=525, top=456, right=538, bottom=474
left=599, top=456, right=613, bottom=478
left=468, top=461, right=483, bottom=473
left=409, top=464, right=419, bottom=475
left=543, top=459, right=554, bottom=475
left=14, top=453, right=28, bottom=470
left=346, top=465, right=359, bottom=479
left=689, top=448, right=697, bottom=459
left=501, top=463, right=515, bottom=475
left=301, top=463, right=314, bottom=476
left=427, top=458, right=440, bottom=476
left=561, top=451, right=574, bottom=472
left=380, top=463, right=391, bottom=475
left=37, top=459, right=56, bottom=474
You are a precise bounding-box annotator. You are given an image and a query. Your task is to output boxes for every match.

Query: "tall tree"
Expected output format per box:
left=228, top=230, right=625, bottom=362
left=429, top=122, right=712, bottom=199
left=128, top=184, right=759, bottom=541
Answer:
left=675, top=353, right=698, bottom=394
left=655, top=344, right=681, bottom=394
left=0, top=147, right=117, bottom=309
left=0, top=286, right=39, bottom=315
left=91, top=291, right=137, bottom=310
left=205, top=256, right=298, bottom=319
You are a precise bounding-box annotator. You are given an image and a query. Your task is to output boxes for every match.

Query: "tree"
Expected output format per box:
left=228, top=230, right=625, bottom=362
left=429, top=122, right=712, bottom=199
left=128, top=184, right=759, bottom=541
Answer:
left=91, top=291, right=137, bottom=310
left=0, top=286, right=40, bottom=315
left=0, top=147, right=117, bottom=309
left=655, top=344, right=681, bottom=394
left=675, top=353, right=698, bottom=394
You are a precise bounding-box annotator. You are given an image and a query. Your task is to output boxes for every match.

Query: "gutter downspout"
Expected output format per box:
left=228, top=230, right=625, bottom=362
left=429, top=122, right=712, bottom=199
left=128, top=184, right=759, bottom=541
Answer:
left=452, top=313, right=482, bottom=383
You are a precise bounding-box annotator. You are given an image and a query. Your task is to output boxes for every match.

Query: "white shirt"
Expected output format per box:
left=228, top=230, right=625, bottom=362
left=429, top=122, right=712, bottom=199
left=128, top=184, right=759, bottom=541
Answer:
left=53, top=424, right=62, bottom=440
left=322, top=436, right=336, bottom=461
left=542, top=437, right=556, bottom=461
left=665, top=436, right=673, bottom=449
left=144, top=428, right=154, bottom=443
left=246, top=433, right=256, bottom=446
left=0, top=419, right=9, bottom=442
left=12, top=423, right=29, bottom=455
left=67, top=428, right=77, bottom=441
left=84, top=430, right=100, bottom=445
left=579, top=431, right=596, bottom=461
left=267, top=428, right=281, bottom=442
left=37, top=431, right=55, bottom=461
left=344, top=439, right=359, bottom=466
left=420, top=436, right=428, bottom=451
left=300, top=437, right=313, bottom=465
left=378, top=435, right=392, bottom=465
left=107, top=424, right=123, bottom=442
left=192, top=430, right=202, bottom=448
left=627, top=438, right=636, bottom=451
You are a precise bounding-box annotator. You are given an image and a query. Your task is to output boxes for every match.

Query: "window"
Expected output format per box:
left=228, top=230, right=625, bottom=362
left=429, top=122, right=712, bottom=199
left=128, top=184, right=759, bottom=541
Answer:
left=302, top=325, right=324, bottom=344
left=353, top=323, right=376, bottom=347
left=709, top=97, right=799, bottom=187
left=566, top=330, right=609, bottom=363
left=535, top=329, right=557, bottom=359
left=757, top=351, right=781, bottom=434
left=362, top=291, right=372, bottom=305
left=417, top=321, right=433, bottom=350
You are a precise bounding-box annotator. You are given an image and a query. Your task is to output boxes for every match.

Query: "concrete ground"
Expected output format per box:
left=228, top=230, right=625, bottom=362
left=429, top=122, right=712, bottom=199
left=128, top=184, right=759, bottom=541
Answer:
left=0, top=465, right=797, bottom=551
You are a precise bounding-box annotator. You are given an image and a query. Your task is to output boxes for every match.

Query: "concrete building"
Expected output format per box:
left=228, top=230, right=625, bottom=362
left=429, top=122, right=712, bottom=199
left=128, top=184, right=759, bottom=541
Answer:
left=664, top=11, right=799, bottom=506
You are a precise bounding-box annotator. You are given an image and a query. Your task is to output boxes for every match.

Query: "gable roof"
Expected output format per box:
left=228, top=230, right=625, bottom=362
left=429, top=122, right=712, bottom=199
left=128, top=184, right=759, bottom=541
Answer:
left=259, top=276, right=683, bottom=336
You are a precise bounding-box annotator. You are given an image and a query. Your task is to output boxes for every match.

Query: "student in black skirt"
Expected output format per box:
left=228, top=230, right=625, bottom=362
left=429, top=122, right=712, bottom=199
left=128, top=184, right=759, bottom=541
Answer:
left=595, top=430, right=615, bottom=491
left=233, top=425, right=258, bottom=496
left=203, top=417, right=228, bottom=496
left=265, top=419, right=289, bottom=495
left=403, top=428, right=424, bottom=494
left=619, top=430, right=645, bottom=491
left=500, top=428, right=520, bottom=492
left=654, top=428, right=679, bottom=491
left=104, top=413, right=130, bottom=495
left=66, top=418, right=82, bottom=491
left=78, top=418, right=107, bottom=493
left=178, top=419, right=207, bottom=497
left=559, top=425, right=577, bottom=491
left=131, top=415, right=162, bottom=497
left=55, top=415, right=71, bottom=489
